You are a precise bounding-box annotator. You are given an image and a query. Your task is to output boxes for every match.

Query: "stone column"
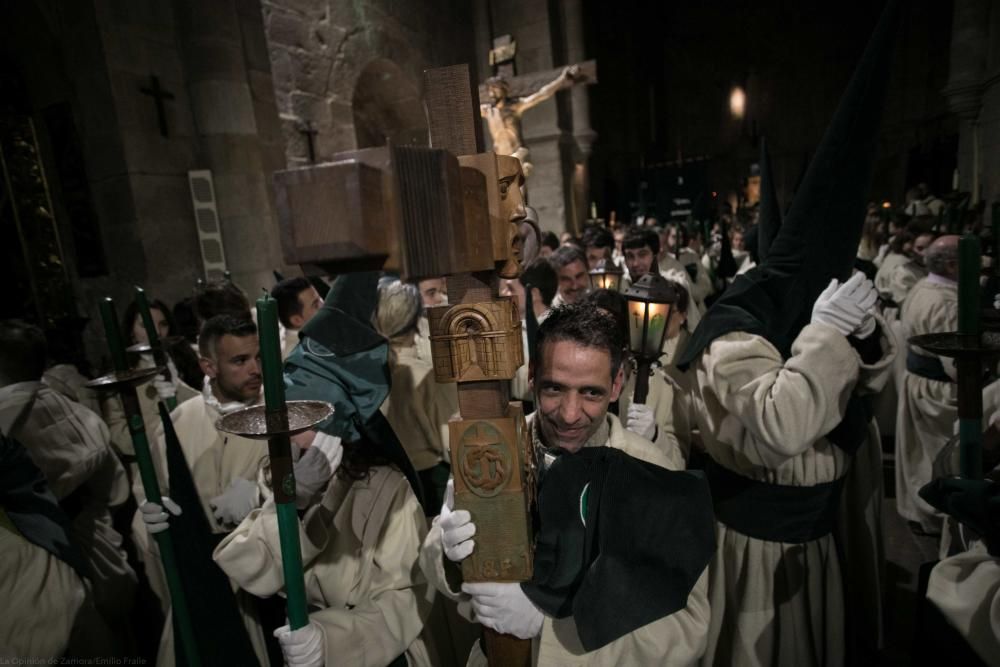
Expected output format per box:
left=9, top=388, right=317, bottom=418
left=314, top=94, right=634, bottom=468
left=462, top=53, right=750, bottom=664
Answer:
left=174, top=0, right=284, bottom=296
left=942, top=0, right=990, bottom=199
left=561, top=0, right=595, bottom=234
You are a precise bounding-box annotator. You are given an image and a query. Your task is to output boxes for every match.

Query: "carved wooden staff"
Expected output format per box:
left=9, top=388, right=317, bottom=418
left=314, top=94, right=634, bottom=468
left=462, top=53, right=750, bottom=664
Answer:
left=88, top=297, right=200, bottom=666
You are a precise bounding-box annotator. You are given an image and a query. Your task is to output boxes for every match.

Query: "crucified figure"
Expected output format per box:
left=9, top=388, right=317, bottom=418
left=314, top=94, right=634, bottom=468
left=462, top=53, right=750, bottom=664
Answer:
left=480, top=65, right=581, bottom=178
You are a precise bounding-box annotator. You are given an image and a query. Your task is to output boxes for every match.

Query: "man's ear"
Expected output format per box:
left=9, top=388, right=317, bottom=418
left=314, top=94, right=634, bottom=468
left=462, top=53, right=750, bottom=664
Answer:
left=289, top=313, right=305, bottom=330
left=528, top=360, right=536, bottom=393
left=199, top=356, right=217, bottom=379
left=609, top=364, right=625, bottom=403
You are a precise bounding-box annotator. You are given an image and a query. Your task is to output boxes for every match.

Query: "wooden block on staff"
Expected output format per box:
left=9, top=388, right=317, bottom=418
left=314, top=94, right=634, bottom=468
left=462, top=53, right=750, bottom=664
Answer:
left=273, top=160, right=388, bottom=273
left=450, top=403, right=535, bottom=583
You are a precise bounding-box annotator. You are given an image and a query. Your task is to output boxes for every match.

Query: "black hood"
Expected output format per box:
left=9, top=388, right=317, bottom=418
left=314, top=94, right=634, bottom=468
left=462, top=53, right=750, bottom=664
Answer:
left=680, top=0, right=902, bottom=367
left=756, top=137, right=782, bottom=264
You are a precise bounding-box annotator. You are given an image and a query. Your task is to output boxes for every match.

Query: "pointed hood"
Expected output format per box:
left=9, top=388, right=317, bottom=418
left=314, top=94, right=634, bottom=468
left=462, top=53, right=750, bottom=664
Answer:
left=680, top=0, right=902, bottom=368
left=756, top=138, right=782, bottom=264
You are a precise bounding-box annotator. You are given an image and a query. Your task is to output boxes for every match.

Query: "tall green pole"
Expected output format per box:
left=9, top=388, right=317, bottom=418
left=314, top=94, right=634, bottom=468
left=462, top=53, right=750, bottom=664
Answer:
left=135, top=286, right=177, bottom=411
left=98, top=298, right=201, bottom=666
left=956, top=236, right=983, bottom=480
left=256, top=291, right=310, bottom=630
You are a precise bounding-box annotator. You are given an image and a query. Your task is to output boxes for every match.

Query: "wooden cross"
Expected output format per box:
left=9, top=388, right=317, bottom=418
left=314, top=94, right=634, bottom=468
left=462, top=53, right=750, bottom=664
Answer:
left=489, top=34, right=517, bottom=79
left=298, top=121, right=318, bottom=164
left=139, top=75, right=175, bottom=138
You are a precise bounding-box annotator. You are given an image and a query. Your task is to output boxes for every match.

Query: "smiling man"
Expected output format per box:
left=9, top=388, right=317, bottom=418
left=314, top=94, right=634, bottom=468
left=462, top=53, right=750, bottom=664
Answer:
left=419, top=305, right=714, bottom=665
left=549, top=245, right=590, bottom=306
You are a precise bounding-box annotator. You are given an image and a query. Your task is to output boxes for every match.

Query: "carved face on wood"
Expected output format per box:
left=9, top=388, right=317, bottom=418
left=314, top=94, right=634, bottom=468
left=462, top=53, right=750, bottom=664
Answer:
left=496, top=155, right=527, bottom=279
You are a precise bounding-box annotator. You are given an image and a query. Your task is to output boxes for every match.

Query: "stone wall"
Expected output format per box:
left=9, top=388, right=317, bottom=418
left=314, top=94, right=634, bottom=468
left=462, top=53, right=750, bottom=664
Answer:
left=261, top=0, right=478, bottom=166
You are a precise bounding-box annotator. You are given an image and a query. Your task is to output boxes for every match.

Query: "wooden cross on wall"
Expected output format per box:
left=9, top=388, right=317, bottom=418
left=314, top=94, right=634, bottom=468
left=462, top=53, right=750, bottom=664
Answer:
left=139, top=75, right=175, bottom=138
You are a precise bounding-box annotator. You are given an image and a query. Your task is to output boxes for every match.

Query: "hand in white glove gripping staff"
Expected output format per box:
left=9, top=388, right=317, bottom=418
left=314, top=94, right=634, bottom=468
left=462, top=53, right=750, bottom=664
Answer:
left=152, top=358, right=180, bottom=401
left=439, top=478, right=476, bottom=562
left=209, top=476, right=259, bottom=526
left=625, top=402, right=657, bottom=441
left=293, top=430, right=344, bottom=509
left=140, top=497, right=182, bottom=534
left=462, top=582, right=545, bottom=640
left=810, top=272, right=879, bottom=338
left=274, top=621, right=324, bottom=667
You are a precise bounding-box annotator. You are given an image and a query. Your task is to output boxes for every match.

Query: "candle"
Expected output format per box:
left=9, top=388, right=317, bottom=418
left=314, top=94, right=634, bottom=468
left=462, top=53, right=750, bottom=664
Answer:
left=958, top=235, right=981, bottom=337
left=135, top=287, right=161, bottom=349
left=256, top=291, right=286, bottom=412
left=99, top=297, right=128, bottom=373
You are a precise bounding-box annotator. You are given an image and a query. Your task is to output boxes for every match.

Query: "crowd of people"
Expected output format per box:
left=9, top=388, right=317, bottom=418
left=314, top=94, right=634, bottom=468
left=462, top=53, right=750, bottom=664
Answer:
left=2, top=191, right=999, bottom=666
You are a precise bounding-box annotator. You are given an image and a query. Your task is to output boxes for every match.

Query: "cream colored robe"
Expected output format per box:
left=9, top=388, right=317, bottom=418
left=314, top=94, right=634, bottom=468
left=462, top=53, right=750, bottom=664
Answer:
left=215, top=465, right=433, bottom=667
left=887, top=259, right=927, bottom=306
left=282, top=327, right=301, bottom=360
left=0, top=521, right=87, bottom=660
left=895, top=277, right=957, bottom=533
left=420, top=413, right=707, bottom=665
left=618, top=363, right=689, bottom=465
left=0, top=381, right=135, bottom=634
left=690, top=321, right=894, bottom=667
left=43, top=363, right=101, bottom=415
left=130, top=393, right=270, bottom=666
left=382, top=345, right=458, bottom=471
left=873, top=251, right=908, bottom=303
left=926, top=541, right=1000, bottom=667
left=667, top=249, right=714, bottom=309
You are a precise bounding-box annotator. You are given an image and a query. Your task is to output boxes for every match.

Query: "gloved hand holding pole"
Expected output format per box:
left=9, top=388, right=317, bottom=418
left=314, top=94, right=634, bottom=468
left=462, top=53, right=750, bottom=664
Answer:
left=94, top=297, right=200, bottom=666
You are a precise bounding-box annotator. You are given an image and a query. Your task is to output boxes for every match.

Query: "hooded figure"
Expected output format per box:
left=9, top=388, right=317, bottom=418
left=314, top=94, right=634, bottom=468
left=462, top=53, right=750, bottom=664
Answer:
left=677, top=3, right=902, bottom=665
left=214, top=272, right=435, bottom=667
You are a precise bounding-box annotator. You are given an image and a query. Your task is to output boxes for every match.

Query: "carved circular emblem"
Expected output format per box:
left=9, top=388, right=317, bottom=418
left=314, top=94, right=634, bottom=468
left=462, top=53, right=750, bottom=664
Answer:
left=457, top=422, right=511, bottom=498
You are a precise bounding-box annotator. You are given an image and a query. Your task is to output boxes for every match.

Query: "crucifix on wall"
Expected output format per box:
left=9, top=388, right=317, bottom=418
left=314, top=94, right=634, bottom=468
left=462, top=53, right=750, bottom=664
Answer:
left=298, top=120, right=318, bottom=164
left=479, top=55, right=596, bottom=179
left=139, top=75, right=175, bottom=138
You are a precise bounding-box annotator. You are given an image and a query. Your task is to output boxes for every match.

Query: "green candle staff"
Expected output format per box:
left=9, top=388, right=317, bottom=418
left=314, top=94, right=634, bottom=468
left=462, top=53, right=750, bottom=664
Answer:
left=215, top=291, right=333, bottom=631
left=89, top=297, right=201, bottom=666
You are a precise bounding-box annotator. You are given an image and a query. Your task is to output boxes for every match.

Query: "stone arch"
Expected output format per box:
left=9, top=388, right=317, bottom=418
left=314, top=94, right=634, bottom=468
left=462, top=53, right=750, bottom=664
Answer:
left=351, top=59, right=429, bottom=149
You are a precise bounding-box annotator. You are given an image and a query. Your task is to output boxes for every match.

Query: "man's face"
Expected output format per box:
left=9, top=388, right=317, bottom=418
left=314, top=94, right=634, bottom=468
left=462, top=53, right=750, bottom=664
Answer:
left=132, top=307, right=169, bottom=345
left=496, top=156, right=528, bottom=278
left=557, top=260, right=589, bottom=304
left=666, top=307, right=688, bottom=339
left=624, top=246, right=656, bottom=280
left=531, top=340, right=623, bottom=453
left=488, top=83, right=506, bottom=106
left=664, top=228, right=678, bottom=254
left=419, top=278, right=448, bottom=307
left=585, top=245, right=611, bottom=270
left=732, top=232, right=745, bottom=252
left=200, top=334, right=262, bottom=403
left=913, top=234, right=934, bottom=262
left=291, top=287, right=322, bottom=329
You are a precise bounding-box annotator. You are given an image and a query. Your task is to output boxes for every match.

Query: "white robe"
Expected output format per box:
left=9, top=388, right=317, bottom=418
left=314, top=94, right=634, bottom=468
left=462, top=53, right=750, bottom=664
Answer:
left=690, top=321, right=894, bottom=667
left=926, top=541, right=1000, bottom=667
left=895, top=277, right=957, bottom=533
left=0, top=381, right=135, bottom=639
left=215, top=465, right=434, bottom=667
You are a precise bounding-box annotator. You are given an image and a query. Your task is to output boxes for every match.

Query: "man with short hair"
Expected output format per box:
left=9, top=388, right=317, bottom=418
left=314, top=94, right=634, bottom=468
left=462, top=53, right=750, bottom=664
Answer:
left=271, top=277, right=322, bottom=359
left=622, top=227, right=702, bottom=329
left=581, top=225, right=616, bottom=270
left=549, top=245, right=590, bottom=306
left=895, top=235, right=963, bottom=534
left=420, top=305, right=713, bottom=664
left=887, top=229, right=934, bottom=307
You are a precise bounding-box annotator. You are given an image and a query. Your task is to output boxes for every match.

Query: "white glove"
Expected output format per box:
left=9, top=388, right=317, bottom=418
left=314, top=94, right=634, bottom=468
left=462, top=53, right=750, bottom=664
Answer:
left=153, top=358, right=180, bottom=401
left=274, top=621, right=324, bottom=667
left=440, top=479, right=476, bottom=562
left=140, top=497, right=181, bottom=534
left=462, top=582, right=544, bottom=640
left=994, top=293, right=1000, bottom=311
left=810, top=272, right=878, bottom=338
left=209, top=477, right=259, bottom=526
left=625, top=402, right=657, bottom=441
left=293, top=431, right=343, bottom=509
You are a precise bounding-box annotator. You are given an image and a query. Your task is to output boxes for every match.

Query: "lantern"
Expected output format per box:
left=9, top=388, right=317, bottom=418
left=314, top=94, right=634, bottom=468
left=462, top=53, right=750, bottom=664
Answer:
left=624, top=273, right=679, bottom=404
left=589, top=258, right=625, bottom=292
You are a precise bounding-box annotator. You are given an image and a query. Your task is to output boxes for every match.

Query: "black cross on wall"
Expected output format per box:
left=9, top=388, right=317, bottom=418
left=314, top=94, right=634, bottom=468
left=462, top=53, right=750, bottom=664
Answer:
left=139, top=75, right=175, bottom=138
